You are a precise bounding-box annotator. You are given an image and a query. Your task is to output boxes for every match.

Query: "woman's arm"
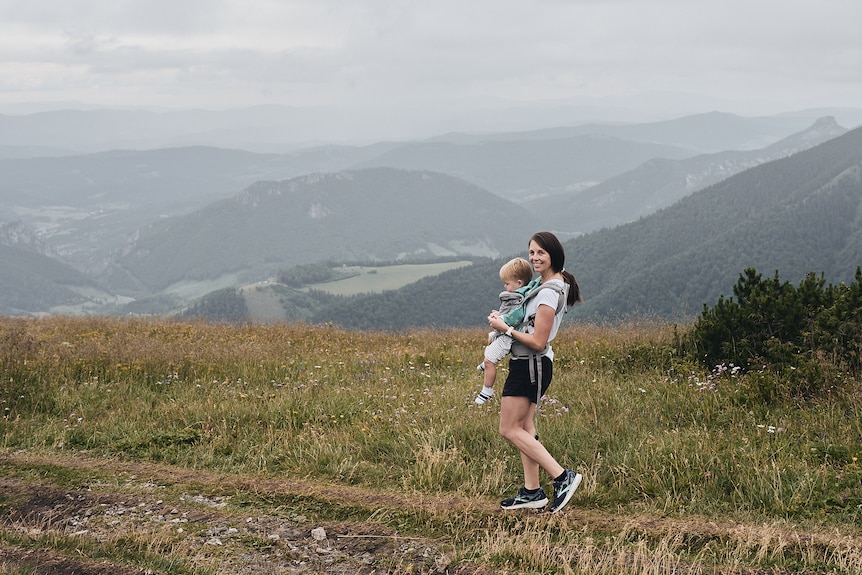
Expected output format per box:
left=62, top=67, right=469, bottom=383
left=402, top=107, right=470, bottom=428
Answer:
left=488, top=303, right=555, bottom=352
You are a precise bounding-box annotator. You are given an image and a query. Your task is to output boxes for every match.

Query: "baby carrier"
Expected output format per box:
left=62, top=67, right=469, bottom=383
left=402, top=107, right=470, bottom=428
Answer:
left=509, top=280, right=568, bottom=424
left=496, top=277, right=541, bottom=332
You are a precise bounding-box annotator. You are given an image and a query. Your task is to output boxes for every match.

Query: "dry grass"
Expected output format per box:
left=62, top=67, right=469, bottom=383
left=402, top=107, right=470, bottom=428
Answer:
left=2, top=315, right=861, bottom=574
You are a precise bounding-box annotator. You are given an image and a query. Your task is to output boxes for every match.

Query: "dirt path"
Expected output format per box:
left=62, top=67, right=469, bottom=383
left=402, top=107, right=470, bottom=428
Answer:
left=1, top=452, right=494, bottom=574
left=1, top=473, right=467, bottom=574
left=2, top=452, right=859, bottom=574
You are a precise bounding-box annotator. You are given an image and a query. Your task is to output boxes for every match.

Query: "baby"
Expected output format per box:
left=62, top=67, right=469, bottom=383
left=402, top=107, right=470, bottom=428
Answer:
left=475, top=257, right=537, bottom=404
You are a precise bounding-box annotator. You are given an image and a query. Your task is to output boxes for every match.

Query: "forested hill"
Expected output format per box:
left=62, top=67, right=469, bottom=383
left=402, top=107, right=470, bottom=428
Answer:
left=314, top=125, right=862, bottom=329
left=104, top=168, right=539, bottom=294
left=569, top=123, right=862, bottom=320
left=0, top=243, right=101, bottom=314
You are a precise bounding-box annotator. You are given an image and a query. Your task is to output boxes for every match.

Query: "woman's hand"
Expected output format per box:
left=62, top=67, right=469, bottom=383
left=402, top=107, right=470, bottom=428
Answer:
left=491, top=304, right=554, bottom=352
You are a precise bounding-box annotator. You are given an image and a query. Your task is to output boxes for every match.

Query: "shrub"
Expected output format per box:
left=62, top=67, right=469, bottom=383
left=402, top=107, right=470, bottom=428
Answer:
left=685, top=266, right=862, bottom=399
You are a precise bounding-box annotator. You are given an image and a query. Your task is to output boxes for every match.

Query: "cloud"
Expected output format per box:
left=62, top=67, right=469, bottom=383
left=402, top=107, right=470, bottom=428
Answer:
left=0, top=0, right=861, bottom=136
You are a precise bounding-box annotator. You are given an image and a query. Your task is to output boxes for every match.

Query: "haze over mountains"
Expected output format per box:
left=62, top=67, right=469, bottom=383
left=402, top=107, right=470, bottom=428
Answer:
left=2, top=105, right=861, bottom=157
left=1, top=106, right=861, bottom=324
left=539, top=116, right=848, bottom=234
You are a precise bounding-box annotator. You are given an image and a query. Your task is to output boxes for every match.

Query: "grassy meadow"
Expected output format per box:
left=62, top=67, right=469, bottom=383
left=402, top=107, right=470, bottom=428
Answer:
left=1, top=315, right=861, bottom=574
left=299, top=261, right=475, bottom=296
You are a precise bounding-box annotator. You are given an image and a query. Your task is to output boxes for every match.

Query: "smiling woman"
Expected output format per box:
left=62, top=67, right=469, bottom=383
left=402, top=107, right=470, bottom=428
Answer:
left=487, top=231, right=585, bottom=513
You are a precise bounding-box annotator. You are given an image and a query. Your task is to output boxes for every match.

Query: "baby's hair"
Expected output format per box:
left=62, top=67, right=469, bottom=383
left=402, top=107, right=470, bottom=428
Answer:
left=499, top=257, right=534, bottom=285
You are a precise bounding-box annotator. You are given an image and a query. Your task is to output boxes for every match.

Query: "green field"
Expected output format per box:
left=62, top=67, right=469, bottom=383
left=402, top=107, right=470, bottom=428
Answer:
left=301, top=261, right=474, bottom=296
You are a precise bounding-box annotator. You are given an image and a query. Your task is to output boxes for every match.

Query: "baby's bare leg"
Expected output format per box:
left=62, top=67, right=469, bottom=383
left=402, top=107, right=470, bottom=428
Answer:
left=483, top=359, right=497, bottom=388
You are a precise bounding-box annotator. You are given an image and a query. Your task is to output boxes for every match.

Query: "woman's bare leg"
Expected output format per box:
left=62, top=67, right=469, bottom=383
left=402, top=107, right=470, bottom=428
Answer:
left=499, top=395, right=564, bottom=489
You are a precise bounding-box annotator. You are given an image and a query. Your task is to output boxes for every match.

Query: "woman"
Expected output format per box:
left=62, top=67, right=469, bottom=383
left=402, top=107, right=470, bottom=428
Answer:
left=487, top=231, right=583, bottom=513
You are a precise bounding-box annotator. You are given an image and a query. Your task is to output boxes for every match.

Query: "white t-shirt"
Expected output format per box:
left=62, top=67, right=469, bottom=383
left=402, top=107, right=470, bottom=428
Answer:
left=521, top=278, right=566, bottom=360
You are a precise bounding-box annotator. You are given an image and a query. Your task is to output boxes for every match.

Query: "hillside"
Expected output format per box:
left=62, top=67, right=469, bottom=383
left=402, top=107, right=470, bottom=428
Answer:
left=308, top=258, right=505, bottom=330
left=533, top=116, right=848, bottom=234
left=0, top=243, right=108, bottom=315
left=0, top=147, right=283, bottom=272
left=0, top=134, right=696, bottom=275
left=304, top=125, right=862, bottom=329
left=106, top=168, right=539, bottom=295
left=0, top=221, right=104, bottom=314
left=0, top=144, right=408, bottom=271
left=569, top=124, right=862, bottom=320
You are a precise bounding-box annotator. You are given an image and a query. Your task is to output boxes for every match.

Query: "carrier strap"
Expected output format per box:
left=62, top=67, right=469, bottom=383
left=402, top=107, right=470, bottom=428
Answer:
left=508, top=281, right=567, bottom=441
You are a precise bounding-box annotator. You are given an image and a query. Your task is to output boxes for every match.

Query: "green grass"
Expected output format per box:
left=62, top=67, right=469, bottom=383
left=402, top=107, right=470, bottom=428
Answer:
left=299, top=261, right=474, bottom=295
left=2, top=316, right=861, bottom=574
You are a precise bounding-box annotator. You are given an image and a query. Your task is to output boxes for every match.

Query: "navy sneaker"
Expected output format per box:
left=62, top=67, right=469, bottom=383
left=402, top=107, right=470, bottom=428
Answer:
left=500, top=487, right=548, bottom=510
left=549, top=470, right=582, bottom=514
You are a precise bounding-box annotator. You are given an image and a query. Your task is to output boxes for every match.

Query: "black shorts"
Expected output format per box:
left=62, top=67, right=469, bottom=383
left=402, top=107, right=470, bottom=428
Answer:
left=501, top=355, right=553, bottom=403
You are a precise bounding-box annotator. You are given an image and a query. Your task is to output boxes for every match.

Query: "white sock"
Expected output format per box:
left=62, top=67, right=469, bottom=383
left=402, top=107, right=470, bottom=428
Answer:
left=475, top=386, right=495, bottom=404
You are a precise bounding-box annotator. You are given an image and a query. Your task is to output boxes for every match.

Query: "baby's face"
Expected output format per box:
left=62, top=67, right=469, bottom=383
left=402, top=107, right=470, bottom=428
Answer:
left=503, top=278, right=524, bottom=292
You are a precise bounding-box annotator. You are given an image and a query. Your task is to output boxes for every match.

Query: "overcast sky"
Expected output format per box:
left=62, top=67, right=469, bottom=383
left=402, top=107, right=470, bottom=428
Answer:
left=1, top=0, right=860, bottom=138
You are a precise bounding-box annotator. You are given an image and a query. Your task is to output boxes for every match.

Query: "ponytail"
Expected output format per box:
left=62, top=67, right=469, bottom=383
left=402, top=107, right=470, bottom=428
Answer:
left=561, top=268, right=583, bottom=306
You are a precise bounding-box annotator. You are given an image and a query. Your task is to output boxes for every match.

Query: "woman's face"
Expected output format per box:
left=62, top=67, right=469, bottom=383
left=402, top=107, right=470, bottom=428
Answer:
left=529, top=240, right=553, bottom=276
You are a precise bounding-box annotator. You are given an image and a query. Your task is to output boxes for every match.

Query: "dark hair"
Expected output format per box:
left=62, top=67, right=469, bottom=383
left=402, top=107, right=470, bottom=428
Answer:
left=530, top=231, right=583, bottom=306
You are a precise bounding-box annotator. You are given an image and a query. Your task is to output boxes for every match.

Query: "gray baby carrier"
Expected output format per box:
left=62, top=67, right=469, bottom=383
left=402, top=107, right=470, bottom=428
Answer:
left=509, top=281, right=568, bottom=415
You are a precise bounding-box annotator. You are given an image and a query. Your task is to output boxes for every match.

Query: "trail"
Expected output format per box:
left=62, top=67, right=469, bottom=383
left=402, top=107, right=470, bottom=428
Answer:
left=1, top=452, right=855, bottom=574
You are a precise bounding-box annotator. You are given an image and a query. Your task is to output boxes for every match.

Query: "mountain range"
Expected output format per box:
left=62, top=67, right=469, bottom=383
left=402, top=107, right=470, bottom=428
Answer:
left=4, top=105, right=861, bottom=156
left=1, top=112, right=844, bottom=268
left=310, top=124, right=862, bottom=329
left=350, top=135, right=694, bottom=203
left=569, top=123, right=862, bottom=320
left=0, top=134, right=691, bottom=273
left=1, top=108, right=861, bottom=322
left=536, top=116, right=848, bottom=234
left=103, top=169, right=537, bottom=296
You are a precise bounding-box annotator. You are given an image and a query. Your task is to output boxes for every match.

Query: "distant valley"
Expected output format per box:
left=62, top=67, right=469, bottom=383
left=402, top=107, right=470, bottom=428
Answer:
left=1, top=107, right=861, bottom=326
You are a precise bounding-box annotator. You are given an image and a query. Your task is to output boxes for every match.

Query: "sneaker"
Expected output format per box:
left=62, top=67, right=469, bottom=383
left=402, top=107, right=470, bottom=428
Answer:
left=500, top=487, right=548, bottom=510
left=475, top=387, right=494, bottom=404
left=549, top=470, right=582, bottom=514
left=476, top=362, right=485, bottom=371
